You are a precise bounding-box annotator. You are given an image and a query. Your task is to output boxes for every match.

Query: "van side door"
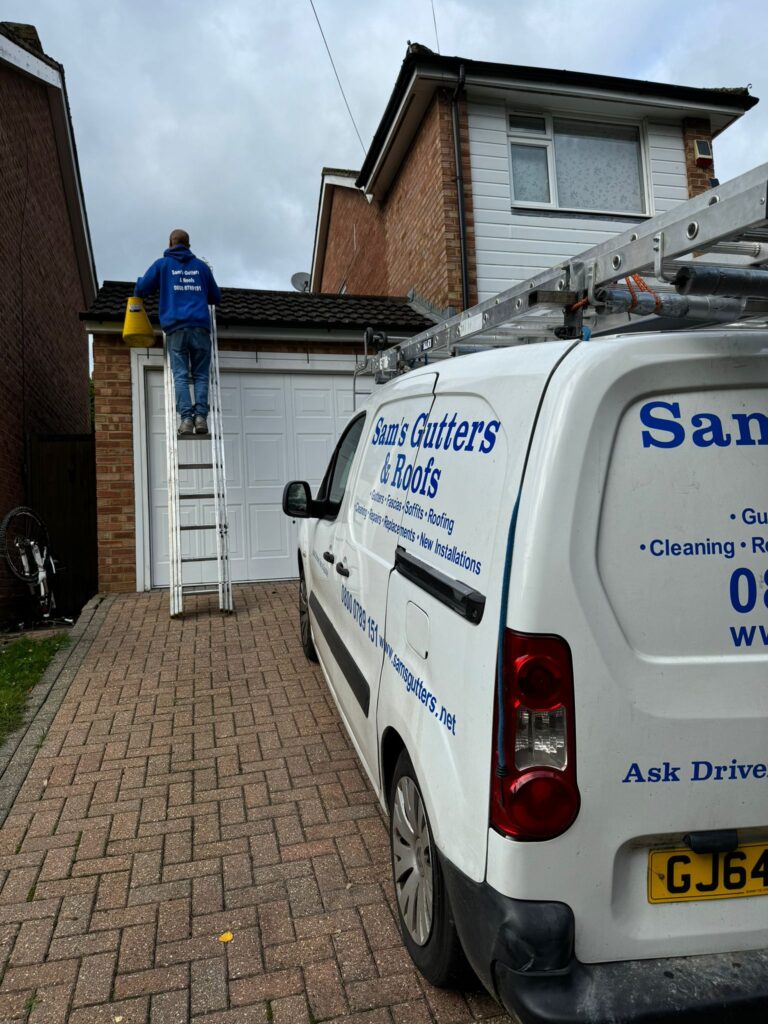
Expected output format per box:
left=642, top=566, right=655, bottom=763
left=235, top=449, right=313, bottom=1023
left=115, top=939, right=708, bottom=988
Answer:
left=327, top=373, right=438, bottom=788
left=376, top=386, right=512, bottom=881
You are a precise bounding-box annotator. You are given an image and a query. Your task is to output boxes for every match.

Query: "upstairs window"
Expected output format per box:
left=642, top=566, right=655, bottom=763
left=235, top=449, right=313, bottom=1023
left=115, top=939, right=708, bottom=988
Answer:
left=508, top=112, right=648, bottom=216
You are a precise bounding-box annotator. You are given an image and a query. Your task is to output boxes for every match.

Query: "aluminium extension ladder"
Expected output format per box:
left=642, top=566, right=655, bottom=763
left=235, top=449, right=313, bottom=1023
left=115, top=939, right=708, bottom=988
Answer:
left=363, top=160, right=768, bottom=384
left=163, top=307, right=233, bottom=617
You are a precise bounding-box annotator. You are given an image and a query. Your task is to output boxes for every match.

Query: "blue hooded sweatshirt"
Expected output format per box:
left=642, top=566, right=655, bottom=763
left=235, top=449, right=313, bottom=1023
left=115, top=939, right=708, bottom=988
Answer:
left=135, top=246, right=222, bottom=333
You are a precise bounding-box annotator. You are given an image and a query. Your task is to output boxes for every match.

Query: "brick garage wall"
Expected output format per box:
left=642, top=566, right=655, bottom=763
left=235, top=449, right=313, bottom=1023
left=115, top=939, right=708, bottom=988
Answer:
left=93, top=334, right=365, bottom=594
left=93, top=335, right=136, bottom=594
left=319, top=92, right=477, bottom=312
left=0, top=63, right=90, bottom=618
left=683, top=118, right=716, bottom=198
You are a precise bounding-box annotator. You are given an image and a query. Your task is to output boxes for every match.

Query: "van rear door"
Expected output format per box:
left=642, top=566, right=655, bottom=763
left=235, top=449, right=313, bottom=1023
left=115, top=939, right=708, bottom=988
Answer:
left=490, top=330, right=768, bottom=965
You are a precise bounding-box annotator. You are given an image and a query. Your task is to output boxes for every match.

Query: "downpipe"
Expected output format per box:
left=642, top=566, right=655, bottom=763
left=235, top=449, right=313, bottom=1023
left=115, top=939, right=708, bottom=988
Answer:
left=451, top=65, right=470, bottom=311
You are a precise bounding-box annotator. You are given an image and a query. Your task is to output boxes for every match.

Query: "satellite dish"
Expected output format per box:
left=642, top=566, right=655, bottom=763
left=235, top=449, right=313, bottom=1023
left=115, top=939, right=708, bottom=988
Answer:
left=291, top=272, right=311, bottom=292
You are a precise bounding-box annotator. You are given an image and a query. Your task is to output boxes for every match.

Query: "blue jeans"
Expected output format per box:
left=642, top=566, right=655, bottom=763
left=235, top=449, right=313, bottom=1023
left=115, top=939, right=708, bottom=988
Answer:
left=168, top=327, right=211, bottom=419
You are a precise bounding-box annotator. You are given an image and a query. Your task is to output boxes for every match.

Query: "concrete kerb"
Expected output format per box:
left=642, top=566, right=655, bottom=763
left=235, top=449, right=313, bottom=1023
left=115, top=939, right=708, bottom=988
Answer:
left=0, top=593, right=114, bottom=826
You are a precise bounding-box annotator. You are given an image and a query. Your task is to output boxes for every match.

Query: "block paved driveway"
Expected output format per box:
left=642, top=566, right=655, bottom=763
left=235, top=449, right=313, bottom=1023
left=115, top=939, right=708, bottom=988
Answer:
left=0, top=586, right=515, bottom=1023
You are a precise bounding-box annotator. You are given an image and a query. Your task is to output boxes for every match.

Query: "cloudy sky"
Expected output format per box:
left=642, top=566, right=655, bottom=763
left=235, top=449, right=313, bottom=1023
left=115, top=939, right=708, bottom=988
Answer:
left=13, top=0, right=768, bottom=292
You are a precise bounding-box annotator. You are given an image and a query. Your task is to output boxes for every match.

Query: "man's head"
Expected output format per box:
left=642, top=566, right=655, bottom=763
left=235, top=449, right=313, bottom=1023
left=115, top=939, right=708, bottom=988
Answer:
left=169, top=229, right=190, bottom=248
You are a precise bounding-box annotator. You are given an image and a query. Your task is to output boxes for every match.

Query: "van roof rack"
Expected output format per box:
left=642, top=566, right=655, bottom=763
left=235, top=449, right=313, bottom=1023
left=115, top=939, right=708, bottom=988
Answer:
left=365, top=161, right=768, bottom=382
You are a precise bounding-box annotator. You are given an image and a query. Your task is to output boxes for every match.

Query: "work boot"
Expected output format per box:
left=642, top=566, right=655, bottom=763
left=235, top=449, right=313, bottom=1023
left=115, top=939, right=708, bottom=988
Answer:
left=194, top=415, right=209, bottom=435
left=178, top=418, right=194, bottom=436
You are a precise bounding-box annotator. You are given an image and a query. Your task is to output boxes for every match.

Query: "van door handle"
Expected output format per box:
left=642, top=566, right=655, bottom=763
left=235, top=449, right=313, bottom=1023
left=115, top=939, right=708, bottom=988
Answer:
left=336, top=563, right=350, bottom=577
left=323, top=551, right=335, bottom=564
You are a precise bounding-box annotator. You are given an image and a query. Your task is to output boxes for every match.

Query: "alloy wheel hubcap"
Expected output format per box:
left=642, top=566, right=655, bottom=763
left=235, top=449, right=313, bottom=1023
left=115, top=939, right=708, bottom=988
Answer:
left=392, top=776, right=434, bottom=946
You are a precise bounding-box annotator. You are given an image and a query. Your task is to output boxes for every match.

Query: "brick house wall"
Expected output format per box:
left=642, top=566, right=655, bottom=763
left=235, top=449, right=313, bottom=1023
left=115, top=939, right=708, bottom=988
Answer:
left=0, top=62, right=90, bottom=617
left=321, top=188, right=386, bottom=296
left=320, top=93, right=477, bottom=312
left=683, top=118, right=717, bottom=197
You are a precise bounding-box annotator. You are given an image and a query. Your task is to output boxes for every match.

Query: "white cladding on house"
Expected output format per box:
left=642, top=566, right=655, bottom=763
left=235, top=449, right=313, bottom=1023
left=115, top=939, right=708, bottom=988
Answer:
left=467, top=97, right=690, bottom=301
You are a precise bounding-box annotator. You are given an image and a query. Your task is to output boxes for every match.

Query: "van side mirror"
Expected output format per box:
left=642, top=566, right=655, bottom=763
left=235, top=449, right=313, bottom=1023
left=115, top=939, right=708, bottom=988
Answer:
left=282, top=480, right=319, bottom=518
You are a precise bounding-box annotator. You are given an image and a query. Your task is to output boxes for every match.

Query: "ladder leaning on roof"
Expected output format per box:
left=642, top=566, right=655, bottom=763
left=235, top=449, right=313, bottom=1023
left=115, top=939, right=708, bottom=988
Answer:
left=363, top=160, right=768, bottom=384
left=163, top=306, right=233, bottom=617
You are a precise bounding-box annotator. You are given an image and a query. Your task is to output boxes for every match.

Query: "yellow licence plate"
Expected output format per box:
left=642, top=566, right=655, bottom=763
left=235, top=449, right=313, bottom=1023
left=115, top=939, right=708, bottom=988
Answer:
left=648, top=842, right=768, bottom=903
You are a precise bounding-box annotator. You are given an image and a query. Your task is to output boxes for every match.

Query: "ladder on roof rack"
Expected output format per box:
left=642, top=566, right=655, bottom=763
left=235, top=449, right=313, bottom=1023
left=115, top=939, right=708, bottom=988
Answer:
left=163, top=307, right=233, bottom=617
left=369, top=161, right=768, bottom=380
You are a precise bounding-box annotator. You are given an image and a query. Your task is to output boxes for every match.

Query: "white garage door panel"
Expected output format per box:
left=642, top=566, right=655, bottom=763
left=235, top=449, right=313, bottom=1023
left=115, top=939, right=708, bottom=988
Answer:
left=246, top=434, right=288, bottom=491
left=249, top=507, right=286, bottom=554
left=146, top=369, right=358, bottom=585
left=292, top=378, right=349, bottom=488
left=336, top=389, right=356, bottom=420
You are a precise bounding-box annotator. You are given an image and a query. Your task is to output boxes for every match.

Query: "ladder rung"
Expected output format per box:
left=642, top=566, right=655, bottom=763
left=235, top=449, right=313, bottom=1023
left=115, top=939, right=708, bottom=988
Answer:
left=178, top=463, right=214, bottom=470
left=181, top=556, right=218, bottom=563
left=178, top=434, right=211, bottom=441
left=180, top=524, right=216, bottom=531
left=179, top=492, right=215, bottom=500
left=181, top=585, right=219, bottom=594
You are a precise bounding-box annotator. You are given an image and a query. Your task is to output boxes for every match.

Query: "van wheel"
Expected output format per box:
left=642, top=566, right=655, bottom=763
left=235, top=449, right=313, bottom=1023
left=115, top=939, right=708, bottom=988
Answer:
left=389, top=750, right=473, bottom=988
left=299, top=568, right=318, bottom=662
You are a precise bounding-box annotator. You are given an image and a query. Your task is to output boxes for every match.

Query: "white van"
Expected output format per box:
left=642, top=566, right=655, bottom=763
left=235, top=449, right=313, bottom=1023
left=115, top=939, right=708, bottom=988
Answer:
left=282, top=329, right=768, bottom=1023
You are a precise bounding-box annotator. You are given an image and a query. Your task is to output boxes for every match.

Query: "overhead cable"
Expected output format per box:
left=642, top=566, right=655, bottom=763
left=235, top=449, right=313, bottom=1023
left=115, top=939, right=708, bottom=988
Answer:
left=308, top=0, right=366, bottom=155
left=431, top=0, right=441, bottom=53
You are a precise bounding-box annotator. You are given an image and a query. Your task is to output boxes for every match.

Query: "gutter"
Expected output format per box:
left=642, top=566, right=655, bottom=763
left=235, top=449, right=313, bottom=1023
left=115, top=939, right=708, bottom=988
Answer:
left=451, top=65, right=469, bottom=311
left=82, top=322, right=420, bottom=344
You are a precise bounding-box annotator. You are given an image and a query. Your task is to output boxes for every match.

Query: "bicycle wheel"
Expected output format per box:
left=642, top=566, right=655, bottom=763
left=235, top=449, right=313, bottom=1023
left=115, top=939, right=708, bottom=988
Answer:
left=0, top=507, right=49, bottom=583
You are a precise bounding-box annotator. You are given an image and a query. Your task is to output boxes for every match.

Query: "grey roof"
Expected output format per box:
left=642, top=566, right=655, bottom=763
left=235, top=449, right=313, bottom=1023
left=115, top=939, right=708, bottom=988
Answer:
left=82, top=280, right=435, bottom=333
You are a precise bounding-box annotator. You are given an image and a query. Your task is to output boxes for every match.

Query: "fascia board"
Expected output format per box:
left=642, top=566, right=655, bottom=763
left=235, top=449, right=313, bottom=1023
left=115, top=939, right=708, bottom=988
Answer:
left=359, top=69, right=450, bottom=200
left=0, top=33, right=61, bottom=86
left=48, top=84, right=98, bottom=304
left=468, top=75, right=750, bottom=133
left=310, top=179, right=333, bottom=292
left=324, top=173, right=359, bottom=189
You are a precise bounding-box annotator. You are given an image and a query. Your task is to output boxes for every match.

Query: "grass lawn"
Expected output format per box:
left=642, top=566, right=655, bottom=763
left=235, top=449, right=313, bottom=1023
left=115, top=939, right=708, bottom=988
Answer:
left=0, top=634, right=70, bottom=747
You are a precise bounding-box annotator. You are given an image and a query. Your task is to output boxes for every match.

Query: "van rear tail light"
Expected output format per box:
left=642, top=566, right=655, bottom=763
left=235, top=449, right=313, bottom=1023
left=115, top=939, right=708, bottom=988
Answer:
left=491, top=630, right=580, bottom=840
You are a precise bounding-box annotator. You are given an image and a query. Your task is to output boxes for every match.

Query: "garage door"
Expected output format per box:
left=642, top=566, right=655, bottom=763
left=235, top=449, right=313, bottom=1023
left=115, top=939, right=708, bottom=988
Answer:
left=146, top=370, right=360, bottom=586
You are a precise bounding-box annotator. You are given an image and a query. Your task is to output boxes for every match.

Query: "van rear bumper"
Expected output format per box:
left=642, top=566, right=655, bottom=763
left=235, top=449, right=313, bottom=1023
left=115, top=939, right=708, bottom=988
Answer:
left=442, top=856, right=768, bottom=1024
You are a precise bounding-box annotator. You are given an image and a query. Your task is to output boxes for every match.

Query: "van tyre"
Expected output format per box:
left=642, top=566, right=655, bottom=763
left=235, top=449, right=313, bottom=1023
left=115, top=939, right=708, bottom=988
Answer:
left=389, top=750, right=474, bottom=988
left=298, top=567, right=318, bottom=662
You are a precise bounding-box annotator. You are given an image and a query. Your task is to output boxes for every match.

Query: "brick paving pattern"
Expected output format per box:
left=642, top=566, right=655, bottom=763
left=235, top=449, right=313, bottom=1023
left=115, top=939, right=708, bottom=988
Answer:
left=0, top=586, right=515, bottom=1023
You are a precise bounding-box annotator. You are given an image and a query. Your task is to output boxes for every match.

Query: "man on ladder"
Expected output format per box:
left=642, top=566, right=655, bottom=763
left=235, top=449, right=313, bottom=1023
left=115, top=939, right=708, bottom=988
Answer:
left=135, top=229, right=222, bottom=435
left=134, top=230, right=232, bottom=617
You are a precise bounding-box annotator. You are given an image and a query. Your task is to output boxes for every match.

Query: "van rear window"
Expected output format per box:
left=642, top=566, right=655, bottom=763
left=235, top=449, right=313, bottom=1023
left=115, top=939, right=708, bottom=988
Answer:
left=598, top=388, right=768, bottom=657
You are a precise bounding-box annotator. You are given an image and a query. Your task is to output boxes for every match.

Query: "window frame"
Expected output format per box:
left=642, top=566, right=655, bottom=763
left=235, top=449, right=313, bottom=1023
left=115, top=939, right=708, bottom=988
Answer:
left=507, top=110, right=652, bottom=218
